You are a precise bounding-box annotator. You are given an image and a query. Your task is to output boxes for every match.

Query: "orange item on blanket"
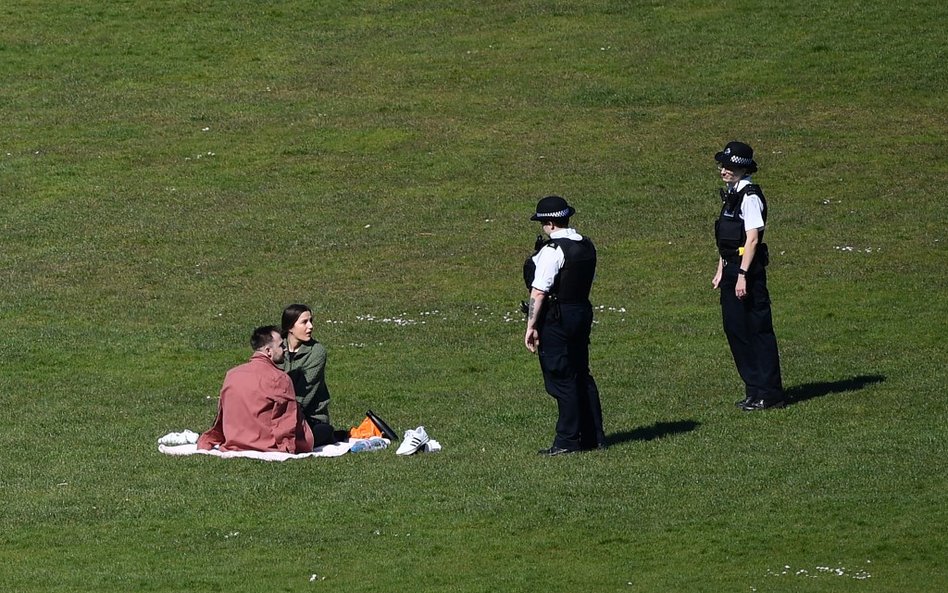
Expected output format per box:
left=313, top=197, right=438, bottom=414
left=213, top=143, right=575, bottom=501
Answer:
left=349, top=416, right=383, bottom=439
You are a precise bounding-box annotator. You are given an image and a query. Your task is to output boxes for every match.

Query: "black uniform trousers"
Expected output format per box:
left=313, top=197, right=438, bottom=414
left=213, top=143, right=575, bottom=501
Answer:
left=720, top=262, right=784, bottom=402
left=537, top=302, right=605, bottom=450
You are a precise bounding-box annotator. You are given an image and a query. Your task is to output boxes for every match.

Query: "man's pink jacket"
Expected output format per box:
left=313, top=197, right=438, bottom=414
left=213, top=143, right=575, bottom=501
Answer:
left=197, top=352, right=315, bottom=453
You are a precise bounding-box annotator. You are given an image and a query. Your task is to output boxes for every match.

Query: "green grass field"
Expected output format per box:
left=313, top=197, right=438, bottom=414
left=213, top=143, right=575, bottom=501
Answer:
left=1, top=1, right=946, bottom=591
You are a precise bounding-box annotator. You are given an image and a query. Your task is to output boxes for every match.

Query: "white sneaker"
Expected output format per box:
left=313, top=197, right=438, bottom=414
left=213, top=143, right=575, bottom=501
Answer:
left=424, top=439, right=442, bottom=453
left=396, top=426, right=429, bottom=455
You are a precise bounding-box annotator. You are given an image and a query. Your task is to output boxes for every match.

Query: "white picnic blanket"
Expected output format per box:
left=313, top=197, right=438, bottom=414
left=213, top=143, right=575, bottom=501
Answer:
left=156, top=430, right=357, bottom=460
left=156, top=428, right=440, bottom=461
left=158, top=442, right=354, bottom=460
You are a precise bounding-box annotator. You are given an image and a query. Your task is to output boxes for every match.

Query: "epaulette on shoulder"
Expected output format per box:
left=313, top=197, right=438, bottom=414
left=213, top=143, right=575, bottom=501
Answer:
left=740, top=183, right=762, bottom=197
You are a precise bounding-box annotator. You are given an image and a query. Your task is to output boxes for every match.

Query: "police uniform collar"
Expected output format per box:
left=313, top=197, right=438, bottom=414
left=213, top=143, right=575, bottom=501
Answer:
left=549, top=228, right=581, bottom=240
left=729, top=177, right=753, bottom=192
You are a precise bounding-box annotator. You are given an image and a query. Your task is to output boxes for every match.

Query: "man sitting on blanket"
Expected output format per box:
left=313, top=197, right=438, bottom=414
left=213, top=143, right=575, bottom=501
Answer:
left=197, top=326, right=315, bottom=453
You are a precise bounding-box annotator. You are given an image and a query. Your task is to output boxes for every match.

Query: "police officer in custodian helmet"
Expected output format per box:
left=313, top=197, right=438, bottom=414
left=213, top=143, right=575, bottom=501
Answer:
left=523, top=196, right=606, bottom=456
left=712, top=141, right=785, bottom=411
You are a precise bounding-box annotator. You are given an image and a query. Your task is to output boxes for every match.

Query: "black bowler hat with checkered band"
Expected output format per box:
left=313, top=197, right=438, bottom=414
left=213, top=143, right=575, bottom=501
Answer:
left=715, top=141, right=758, bottom=174
left=530, top=195, right=576, bottom=221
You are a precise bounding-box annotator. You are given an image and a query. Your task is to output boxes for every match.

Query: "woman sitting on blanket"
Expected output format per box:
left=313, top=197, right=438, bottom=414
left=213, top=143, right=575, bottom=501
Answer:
left=196, top=325, right=314, bottom=453
left=280, top=303, right=343, bottom=447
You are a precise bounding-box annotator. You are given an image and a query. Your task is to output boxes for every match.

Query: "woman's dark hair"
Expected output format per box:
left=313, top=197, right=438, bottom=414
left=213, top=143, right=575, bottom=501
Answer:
left=281, top=303, right=312, bottom=337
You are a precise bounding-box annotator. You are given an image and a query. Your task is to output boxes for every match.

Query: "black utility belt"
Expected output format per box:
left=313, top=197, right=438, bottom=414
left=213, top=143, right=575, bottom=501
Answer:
left=547, top=300, right=592, bottom=308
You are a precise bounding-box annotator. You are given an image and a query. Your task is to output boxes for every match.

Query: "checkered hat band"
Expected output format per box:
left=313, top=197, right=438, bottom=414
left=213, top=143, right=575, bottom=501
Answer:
left=728, top=155, right=753, bottom=166
left=536, top=208, right=571, bottom=218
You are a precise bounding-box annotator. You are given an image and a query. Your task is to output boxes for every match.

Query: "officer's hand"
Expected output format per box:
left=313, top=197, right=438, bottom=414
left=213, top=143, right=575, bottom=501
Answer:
left=735, top=276, right=747, bottom=299
left=712, top=272, right=722, bottom=290
left=525, top=329, right=539, bottom=353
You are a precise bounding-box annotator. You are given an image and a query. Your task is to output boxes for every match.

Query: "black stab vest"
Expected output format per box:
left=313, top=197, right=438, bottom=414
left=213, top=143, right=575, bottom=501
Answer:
left=715, top=184, right=767, bottom=258
left=522, top=237, right=597, bottom=303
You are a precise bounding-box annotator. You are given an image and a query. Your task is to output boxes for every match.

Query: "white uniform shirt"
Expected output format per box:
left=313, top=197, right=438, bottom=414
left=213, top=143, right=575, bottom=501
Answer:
left=531, top=228, right=584, bottom=293
left=732, top=178, right=765, bottom=231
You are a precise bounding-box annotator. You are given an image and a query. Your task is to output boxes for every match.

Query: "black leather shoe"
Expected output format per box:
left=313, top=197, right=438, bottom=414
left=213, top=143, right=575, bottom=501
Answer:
left=538, top=446, right=578, bottom=457
left=741, top=398, right=786, bottom=411
left=735, top=395, right=754, bottom=408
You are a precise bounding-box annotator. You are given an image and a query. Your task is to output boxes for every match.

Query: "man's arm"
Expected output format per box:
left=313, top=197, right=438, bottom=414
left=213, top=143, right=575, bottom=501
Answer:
left=524, top=287, right=546, bottom=353
left=196, top=399, right=225, bottom=450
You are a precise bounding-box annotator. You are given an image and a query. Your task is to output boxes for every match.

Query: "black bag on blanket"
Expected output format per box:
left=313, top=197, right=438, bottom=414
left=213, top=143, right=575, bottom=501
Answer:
left=366, top=410, right=399, bottom=441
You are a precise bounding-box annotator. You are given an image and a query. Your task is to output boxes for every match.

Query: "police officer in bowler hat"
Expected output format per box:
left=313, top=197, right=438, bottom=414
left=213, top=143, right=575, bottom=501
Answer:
left=712, top=141, right=785, bottom=410
left=524, top=196, right=606, bottom=455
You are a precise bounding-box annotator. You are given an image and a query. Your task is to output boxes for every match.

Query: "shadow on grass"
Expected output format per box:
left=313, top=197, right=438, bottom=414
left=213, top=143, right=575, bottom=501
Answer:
left=606, top=419, right=700, bottom=446
left=786, top=374, right=886, bottom=406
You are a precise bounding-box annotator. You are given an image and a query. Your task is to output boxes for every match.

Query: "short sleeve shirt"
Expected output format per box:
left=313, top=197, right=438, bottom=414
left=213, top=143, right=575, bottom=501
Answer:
left=734, top=178, right=765, bottom=231
left=531, top=228, right=583, bottom=293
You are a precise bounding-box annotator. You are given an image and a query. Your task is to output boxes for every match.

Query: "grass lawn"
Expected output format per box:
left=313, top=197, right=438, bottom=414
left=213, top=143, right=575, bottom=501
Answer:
left=0, top=1, right=945, bottom=591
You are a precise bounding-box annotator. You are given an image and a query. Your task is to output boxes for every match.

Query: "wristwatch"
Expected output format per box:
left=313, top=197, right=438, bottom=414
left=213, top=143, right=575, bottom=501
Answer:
left=737, top=268, right=747, bottom=276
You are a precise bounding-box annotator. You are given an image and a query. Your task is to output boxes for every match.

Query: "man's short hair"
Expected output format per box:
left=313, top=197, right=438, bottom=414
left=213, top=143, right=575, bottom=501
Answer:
left=250, top=325, right=280, bottom=350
